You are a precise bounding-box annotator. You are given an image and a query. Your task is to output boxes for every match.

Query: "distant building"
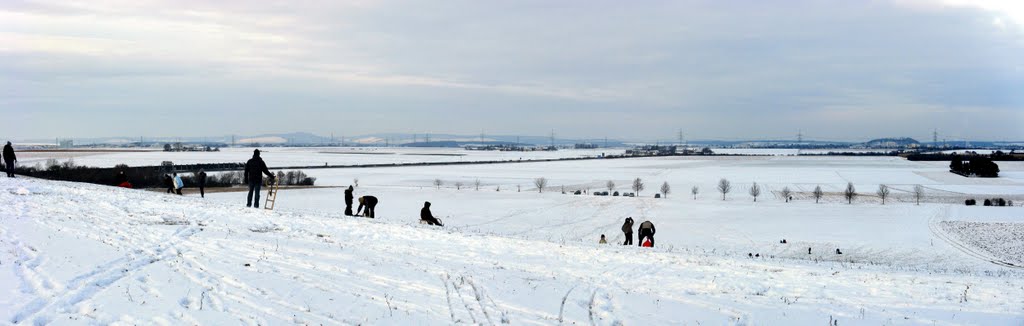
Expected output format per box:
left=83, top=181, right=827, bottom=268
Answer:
left=574, top=143, right=598, bottom=149
left=58, top=140, right=74, bottom=149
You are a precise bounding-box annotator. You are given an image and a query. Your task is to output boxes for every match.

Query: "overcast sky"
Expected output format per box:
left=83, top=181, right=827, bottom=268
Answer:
left=2, top=0, right=1022, bottom=142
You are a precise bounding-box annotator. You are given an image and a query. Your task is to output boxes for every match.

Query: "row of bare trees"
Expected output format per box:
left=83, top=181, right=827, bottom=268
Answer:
left=715, top=178, right=926, bottom=204
left=433, top=176, right=928, bottom=205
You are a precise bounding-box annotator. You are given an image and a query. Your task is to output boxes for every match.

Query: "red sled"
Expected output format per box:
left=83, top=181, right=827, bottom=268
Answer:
left=118, top=182, right=133, bottom=189
left=641, top=238, right=653, bottom=247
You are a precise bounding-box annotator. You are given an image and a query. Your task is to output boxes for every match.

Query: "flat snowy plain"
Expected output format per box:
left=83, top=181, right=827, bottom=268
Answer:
left=3, top=148, right=1023, bottom=325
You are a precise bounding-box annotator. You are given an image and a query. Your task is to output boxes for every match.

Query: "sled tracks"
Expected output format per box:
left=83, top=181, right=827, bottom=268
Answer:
left=558, top=286, right=623, bottom=326
left=442, top=273, right=510, bottom=325
left=928, top=208, right=1023, bottom=270
left=9, top=226, right=201, bottom=325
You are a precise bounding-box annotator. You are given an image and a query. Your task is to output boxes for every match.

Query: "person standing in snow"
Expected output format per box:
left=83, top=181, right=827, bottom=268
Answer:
left=420, top=201, right=443, bottom=226
left=637, top=220, right=656, bottom=247
left=621, top=217, right=634, bottom=245
left=344, top=185, right=354, bottom=216
left=599, top=234, right=608, bottom=244
left=173, top=173, right=184, bottom=195
left=3, top=142, right=16, bottom=177
left=197, top=169, right=207, bottom=198
left=356, top=195, right=378, bottom=218
left=244, top=149, right=275, bottom=208
left=164, top=174, right=174, bottom=193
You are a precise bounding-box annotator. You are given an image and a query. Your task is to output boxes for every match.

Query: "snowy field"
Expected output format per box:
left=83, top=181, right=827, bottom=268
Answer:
left=3, top=150, right=1024, bottom=324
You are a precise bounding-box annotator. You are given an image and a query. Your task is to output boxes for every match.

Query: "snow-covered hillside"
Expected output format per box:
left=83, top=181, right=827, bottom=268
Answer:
left=2, top=177, right=1023, bottom=325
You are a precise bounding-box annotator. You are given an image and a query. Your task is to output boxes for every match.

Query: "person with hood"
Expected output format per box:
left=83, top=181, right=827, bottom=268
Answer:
left=244, top=149, right=275, bottom=208
left=637, top=220, right=656, bottom=247
left=420, top=201, right=443, bottom=226
left=3, top=142, right=16, bottom=177
left=356, top=195, right=378, bottom=218
left=197, top=169, right=207, bottom=198
left=164, top=174, right=174, bottom=193
left=344, top=185, right=354, bottom=216
left=173, top=173, right=184, bottom=195
left=599, top=234, right=608, bottom=244
left=621, top=217, right=635, bottom=245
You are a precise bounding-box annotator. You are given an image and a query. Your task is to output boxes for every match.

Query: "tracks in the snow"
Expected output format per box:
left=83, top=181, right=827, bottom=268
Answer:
left=442, top=273, right=510, bottom=325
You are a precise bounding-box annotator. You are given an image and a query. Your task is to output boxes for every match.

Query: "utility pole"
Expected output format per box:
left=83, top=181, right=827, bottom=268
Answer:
left=933, top=129, right=938, bottom=147
left=425, top=133, right=431, bottom=143
left=480, top=130, right=485, bottom=144
left=550, top=129, right=555, bottom=148
left=797, top=130, right=803, bottom=143
left=604, top=136, right=608, bottom=148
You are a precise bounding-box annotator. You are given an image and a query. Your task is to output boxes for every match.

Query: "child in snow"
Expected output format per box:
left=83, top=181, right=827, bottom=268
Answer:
left=420, top=201, right=443, bottom=226
left=173, top=173, right=184, bottom=195
left=599, top=234, right=607, bottom=244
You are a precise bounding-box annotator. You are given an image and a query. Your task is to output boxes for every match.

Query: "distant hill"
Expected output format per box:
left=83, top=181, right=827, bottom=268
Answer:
left=864, top=137, right=919, bottom=148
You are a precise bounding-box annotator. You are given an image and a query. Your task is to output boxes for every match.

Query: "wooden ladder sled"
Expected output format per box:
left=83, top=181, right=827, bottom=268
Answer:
left=264, top=178, right=281, bottom=210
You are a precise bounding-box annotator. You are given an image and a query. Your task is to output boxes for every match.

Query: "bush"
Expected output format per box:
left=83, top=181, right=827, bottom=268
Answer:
left=613, top=191, right=619, bottom=196
left=983, top=199, right=992, bottom=206
left=965, top=199, right=976, bottom=206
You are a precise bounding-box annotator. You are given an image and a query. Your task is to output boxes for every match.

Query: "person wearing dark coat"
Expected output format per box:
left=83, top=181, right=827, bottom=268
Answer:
left=420, top=201, right=443, bottom=226
left=164, top=174, right=174, bottom=193
left=637, top=220, right=656, bottom=247
left=344, top=185, right=354, bottom=216
left=621, top=217, right=635, bottom=245
left=356, top=195, right=378, bottom=218
left=3, top=142, right=16, bottom=177
left=244, top=149, right=275, bottom=208
left=197, top=170, right=207, bottom=198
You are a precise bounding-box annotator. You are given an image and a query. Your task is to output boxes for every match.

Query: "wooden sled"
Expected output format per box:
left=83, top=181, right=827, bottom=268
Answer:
left=264, top=178, right=280, bottom=210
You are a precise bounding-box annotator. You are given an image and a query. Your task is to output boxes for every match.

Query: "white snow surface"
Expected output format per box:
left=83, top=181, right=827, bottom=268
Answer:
left=3, top=176, right=1024, bottom=324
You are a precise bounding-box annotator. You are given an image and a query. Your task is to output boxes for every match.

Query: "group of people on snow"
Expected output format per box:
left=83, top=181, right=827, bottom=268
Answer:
left=617, top=217, right=656, bottom=247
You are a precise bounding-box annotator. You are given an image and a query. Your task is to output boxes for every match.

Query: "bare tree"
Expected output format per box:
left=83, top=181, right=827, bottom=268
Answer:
left=455, top=181, right=464, bottom=190
left=691, top=186, right=699, bottom=200
left=780, top=186, right=792, bottom=202
left=913, top=184, right=925, bottom=205
left=660, top=181, right=670, bottom=198
left=632, top=178, right=645, bottom=196
left=844, top=182, right=857, bottom=204
left=749, top=182, right=761, bottom=202
left=433, top=179, right=443, bottom=189
left=876, top=184, right=890, bottom=205
left=534, top=177, right=548, bottom=193
left=474, top=179, right=481, bottom=191
left=606, top=180, right=615, bottom=192
left=718, top=178, right=731, bottom=200
left=813, top=185, right=823, bottom=204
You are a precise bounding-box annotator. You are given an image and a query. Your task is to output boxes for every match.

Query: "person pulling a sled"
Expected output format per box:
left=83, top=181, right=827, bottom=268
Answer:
left=420, top=201, right=443, bottom=226
left=244, top=149, right=275, bottom=208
